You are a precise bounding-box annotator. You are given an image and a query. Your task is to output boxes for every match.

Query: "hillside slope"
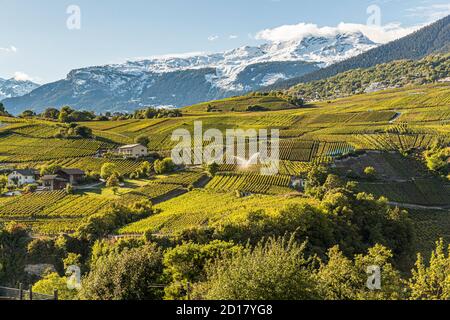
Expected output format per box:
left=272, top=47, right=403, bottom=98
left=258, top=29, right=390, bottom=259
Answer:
left=266, top=15, right=450, bottom=90
left=287, top=54, right=450, bottom=101
left=0, top=78, right=40, bottom=100
left=182, top=95, right=299, bottom=113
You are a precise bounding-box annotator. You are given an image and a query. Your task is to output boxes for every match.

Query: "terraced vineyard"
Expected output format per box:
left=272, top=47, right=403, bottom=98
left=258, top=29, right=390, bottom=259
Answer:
left=152, top=171, right=206, bottom=187
left=0, top=191, right=68, bottom=218
left=24, top=219, right=83, bottom=235
left=409, top=209, right=450, bottom=255
left=358, top=179, right=450, bottom=206
left=5, top=157, right=146, bottom=176
left=207, top=173, right=291, bottom=194
left=0, top=83, right=449, bottom=239
left=355, top=133, right=435, bottom=151
left=41, top=195, right=111, bottom=218
left=0, top=133, right=110, bottom=162
left=119, top=182, right=184, bottom=205
left=119, top=190, right=314, bottom=235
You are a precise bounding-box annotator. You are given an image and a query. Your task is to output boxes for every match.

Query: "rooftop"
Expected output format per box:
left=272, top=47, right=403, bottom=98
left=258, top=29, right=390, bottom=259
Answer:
left=118, top=144, right=146, bottom=149
left=58, top=168, right=86, bottom=175
left=41, top=175, right=68, bottom=182
left=12, top=169, right=38, bottom=176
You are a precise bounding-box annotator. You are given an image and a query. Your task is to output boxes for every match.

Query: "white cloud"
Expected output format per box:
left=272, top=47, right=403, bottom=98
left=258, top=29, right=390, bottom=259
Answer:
left=13, top=72, right=33, bottom=82
left=229, top=35, right=238, bottom=39
left=208, top=35, right=219, bottom=41
left=255, top=22, right=422, bottom=44
left=0, top=45, right=17, bottom=53
left=406, top=4, right=450, bottom=22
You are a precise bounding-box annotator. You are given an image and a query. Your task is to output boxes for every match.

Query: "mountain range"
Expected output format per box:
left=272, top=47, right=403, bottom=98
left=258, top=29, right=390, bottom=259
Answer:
left=3, top=15, right=449, bottom=115
left=0, top=78, right=40, bottom=101
left=1, top=32, right=377, bottom=114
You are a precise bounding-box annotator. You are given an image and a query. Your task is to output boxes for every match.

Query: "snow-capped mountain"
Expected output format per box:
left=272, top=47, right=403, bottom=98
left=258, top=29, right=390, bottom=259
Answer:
left=2, top=32, right=377, bottom=114
left=90, top=31, right=375, bottom=91
left=0, top=78, right=40, bottom=101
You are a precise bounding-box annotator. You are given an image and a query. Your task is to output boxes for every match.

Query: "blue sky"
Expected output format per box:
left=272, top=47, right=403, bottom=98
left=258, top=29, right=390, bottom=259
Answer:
left=1, top=0, right=449, bottom=83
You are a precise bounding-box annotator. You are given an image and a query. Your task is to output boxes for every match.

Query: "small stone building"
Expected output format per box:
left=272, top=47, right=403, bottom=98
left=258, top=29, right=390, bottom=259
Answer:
left=117, top=144, right=148, bottom=158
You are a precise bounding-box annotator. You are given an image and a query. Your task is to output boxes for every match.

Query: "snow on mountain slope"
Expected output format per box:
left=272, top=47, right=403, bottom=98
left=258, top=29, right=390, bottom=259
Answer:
left=2, top=32, right=377, bottom=114
left=102, top=31, right=376, bottom=91
left=0, top=78, right=40, bottom=100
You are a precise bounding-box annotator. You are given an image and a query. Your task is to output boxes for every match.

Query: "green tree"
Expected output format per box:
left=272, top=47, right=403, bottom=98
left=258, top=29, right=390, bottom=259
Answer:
left=23, top=184, right=38, bottom=193
left=100, top=163, right=118, bottom=180
left=409, top=239, right=450, bottom=300
left=364, top=166, right=377, bottom=180
left=154, top=158, right=175, bottom=174
left=58, top=106, right=74, bottom=123
left=205, top=162, right=219, bottom=177
left=40, top=164, right=62, bottom=176
left=19, top=110, right=36, bottom=118
left=163, top=241, right=239, bottom=299
left=193, top=237, right=319, bottom=300
left=135, top=135, right=150, bottom=147
left=425, top=148, right=449, bottom=174
left=106, top=173, right=120, bottom=188
left=41, top=108, right=60, bottom=119
left=0, top=174, right=8, bottom=192
left=0, top=102, right=11, bottom=116
left=0, top=222, right=30, bottom=286
left=76, top=203, right=153, bottom=241
left=79, top=244, right=165, bottom=300
left=33, top=273, right=78, bottom=300
left=27, top=238, right=64, bottom=270
left=305, top=165, right=329, bottom=198
left=315, top=245, right=405, bottom=300
left=73, top=125, right=93, bottom=138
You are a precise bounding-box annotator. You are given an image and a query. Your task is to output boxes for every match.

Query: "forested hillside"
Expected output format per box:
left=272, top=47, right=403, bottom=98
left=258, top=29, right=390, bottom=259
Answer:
left=266, top=14, right=450, bottom=90
left=286, top=54, right=450, bottom=101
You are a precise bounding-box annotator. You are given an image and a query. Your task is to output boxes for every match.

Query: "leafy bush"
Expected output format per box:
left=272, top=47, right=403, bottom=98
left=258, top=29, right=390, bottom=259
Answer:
left=77, top=202, right=153, bottom=241
left=163, top=240, right=239, bottom=299
left=193, top=236, right=318, bottom=300
left=154, top=158, right=175, bottom=174
left=79, top=244, right=165, bottom=300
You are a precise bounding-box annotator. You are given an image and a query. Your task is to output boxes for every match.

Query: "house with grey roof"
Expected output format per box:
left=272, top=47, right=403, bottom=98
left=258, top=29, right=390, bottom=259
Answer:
left=7, top=169, right=40, bottom=186
left=56, top=168, right=86, bottom=185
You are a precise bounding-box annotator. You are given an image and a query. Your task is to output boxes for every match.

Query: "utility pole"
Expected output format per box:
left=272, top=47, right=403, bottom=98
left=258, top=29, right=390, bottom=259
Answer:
left=19, top=283, right=23, bottom=301
left=186, top=282, right=191, bottom=301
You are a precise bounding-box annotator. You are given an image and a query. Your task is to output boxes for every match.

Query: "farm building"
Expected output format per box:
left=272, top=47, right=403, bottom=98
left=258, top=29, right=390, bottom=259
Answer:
left=7, top=169, right=40, bottom=186
left=40, top=175, right=68, bottom=191
left=56, top=168, right=86, bottom=185
left=117, top=144, right=148, bottom=158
